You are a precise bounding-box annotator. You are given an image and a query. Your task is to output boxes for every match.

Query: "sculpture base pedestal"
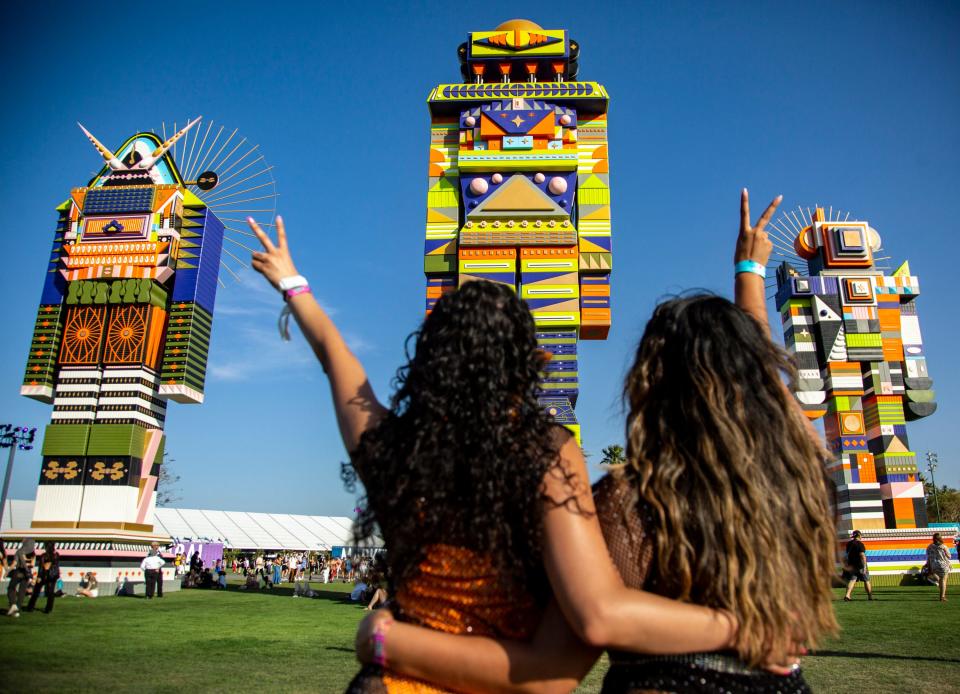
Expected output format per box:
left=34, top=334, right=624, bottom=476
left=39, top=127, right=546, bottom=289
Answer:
left=843, top=526, right=958, bottom=585
left=1, top=528, right=179, bottom=595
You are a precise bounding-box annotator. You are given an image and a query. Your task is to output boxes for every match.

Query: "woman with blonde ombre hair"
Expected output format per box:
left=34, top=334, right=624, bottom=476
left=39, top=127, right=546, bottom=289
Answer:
left=354, top=191, right=838, bottom=693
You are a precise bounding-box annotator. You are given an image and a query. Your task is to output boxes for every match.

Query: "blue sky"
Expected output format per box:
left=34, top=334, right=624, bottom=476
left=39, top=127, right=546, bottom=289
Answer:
left=1, top=1, right=957, bottom=516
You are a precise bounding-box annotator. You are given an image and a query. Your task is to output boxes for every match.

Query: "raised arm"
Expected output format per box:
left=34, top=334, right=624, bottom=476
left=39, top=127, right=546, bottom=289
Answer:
left=248, top=216, right=387, bottom=453
left=733, top=191, right=826, bottom=449
left=733, top=188, right=779, bottom=336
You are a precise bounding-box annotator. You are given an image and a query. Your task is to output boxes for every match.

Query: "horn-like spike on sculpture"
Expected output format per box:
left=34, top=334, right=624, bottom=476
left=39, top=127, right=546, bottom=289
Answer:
left=77, top=122, right=124, bottom=170
left=137, top=116, right=202, bottom=170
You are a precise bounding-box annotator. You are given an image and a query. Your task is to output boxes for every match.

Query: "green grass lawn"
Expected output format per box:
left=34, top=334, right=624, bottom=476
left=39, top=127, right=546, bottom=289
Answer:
left=0, top=581, right=956, bottom=692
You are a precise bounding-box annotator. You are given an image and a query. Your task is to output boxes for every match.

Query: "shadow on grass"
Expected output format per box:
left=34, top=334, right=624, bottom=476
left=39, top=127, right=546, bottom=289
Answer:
left=815, top=650, right=960, bottom=664
left=216, top=581, right=366, bottom=607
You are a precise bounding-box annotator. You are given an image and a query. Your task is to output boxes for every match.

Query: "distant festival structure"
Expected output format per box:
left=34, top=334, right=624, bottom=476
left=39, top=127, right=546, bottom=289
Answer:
left=5, top=118, right=275, bottom=589
left=423, top=19, right=612, bottom=442
left=771, top=206, right=954, bottom=581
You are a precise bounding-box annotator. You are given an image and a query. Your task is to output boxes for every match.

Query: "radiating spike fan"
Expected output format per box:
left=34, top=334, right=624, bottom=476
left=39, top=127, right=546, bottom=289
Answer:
left=764, top=205, right=886, bottom=274
left=158, top=119, right=278, bottom=288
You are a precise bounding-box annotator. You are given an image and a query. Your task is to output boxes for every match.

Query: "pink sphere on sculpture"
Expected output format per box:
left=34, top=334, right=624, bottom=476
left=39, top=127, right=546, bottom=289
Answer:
left=469, top=178, right=489, bottom=195
left=533, top=173, right=545, bottom=184
left=548, top=176, right=568, bottom=194
left=491, top=173, right=503, bottom=184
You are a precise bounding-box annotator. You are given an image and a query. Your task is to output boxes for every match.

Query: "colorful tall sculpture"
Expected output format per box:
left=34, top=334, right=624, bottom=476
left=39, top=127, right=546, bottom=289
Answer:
left=6, top=118, right=268, bottom=587
left=425, top=19, right=612, bottom=442
left=773, top=207, right=952, bottom=580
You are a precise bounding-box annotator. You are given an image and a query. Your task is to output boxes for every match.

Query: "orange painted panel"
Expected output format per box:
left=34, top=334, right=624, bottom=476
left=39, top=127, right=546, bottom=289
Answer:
left=881, top=338, right=904, bottom=363
left=144, top=306, right=167, bottom=371
left=520, top=246, right=578, bottom=259
left=858, top=453, right=877, bottom=483
left=892, top=497, right=916, bottom=528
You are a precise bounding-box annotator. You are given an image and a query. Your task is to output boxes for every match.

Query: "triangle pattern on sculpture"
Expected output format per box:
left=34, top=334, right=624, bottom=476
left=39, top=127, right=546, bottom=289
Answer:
left=153, top=187, right=178, bottom=213
left=893, top=260, right=911, bottom=277
left=579, top=237, right=611, bottom=253
left=885, top=436, right=910, bottom=454
left=829, top=325, right=848, bottom=362
left=813, top=295, right=841, bottom=323
left=427, top=208, right=457, bottom=223
left=580, top=205, right=611, bottom=220
left=468, top=174, right=569, bottom=220
left=816, top=320, right=840, bottom=359
left=429, top=177, right=457, bottom=192
left=578, top=173, right=609, bottom=190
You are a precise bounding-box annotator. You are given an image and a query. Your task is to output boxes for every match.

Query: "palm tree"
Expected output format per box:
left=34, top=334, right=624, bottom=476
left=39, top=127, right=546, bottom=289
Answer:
left=599, top=444, right=627, bottom=469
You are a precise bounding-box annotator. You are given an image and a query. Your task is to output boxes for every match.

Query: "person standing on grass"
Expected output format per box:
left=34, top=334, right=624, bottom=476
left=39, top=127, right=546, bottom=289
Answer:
left=141, top=543, right=165, bottom=599
left=287, top=553, right=297, bottom=584
left=6, top=539, right=36, bottom=618
left=842, top=530, right=873, bottom=601
left=25, top=541, right=60, bottom=614
left=926, top=533, right=952, bottom=602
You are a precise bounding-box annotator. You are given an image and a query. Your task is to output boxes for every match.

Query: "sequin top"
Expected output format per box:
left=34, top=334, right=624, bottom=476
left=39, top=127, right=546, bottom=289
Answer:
left=346, top=544, right=542, bottom=694
left=594, top=471, right=811, bottom=694
left=394, top=543, right=541, bottom=639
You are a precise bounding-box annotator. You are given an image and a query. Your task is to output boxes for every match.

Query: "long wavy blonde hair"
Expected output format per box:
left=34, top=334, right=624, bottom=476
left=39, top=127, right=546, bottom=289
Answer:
left=624, top=294, right=838, bottom=666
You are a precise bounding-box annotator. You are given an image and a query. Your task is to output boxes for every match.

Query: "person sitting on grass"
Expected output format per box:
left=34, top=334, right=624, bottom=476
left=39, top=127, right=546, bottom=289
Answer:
left=76, top=572, right=99, bottom=598
left=239, top=573, right=259, bottom=591
left=364, top=574, right=388, bottom=611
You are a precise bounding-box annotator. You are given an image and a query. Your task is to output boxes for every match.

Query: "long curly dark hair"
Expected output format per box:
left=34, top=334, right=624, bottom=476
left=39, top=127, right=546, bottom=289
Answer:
left=623, top=294, right=838, bottom=666
left=345, top=280, right=561, bottom=596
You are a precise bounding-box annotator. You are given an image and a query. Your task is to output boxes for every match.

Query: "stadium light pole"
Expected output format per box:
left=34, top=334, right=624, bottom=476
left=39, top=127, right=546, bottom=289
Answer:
left=926, top=451, right=941, bottom=523
left=0, top=425, right=37, bottom=530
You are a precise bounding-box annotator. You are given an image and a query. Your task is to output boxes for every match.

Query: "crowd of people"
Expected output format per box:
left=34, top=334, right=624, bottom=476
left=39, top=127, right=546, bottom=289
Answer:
left=225, top=551, right=383, bottom=601
left=1, top=537, right=384, bottom=612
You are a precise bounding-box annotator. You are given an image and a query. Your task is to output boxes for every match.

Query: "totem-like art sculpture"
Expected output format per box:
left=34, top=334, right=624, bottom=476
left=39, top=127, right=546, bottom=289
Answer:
left=5, top=118, right=258, bottom=588
left=425, top=19, right=611, bottom=442
left=773, top=207, right=954, bottom=580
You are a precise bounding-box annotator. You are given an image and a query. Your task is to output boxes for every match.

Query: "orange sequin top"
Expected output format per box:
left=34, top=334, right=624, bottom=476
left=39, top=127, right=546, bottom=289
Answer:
left=381, top=543, right=542, bottom=694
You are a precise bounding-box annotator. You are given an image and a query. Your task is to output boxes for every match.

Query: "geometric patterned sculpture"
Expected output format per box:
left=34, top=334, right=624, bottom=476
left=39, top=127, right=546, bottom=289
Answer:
left=8, top=118, right=274, bottom=588
left=425, top=19, right=612, bottom=442
left=772, top=206, right=952, bottom=580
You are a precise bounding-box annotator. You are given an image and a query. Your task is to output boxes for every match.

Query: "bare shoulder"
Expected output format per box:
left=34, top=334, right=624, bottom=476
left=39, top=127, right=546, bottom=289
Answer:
left=543, top=426, right=593, bottom=510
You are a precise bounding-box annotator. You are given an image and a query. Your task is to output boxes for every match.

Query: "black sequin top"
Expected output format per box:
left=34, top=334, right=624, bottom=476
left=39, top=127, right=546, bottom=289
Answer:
left=593, top=472, right=811, bottom=694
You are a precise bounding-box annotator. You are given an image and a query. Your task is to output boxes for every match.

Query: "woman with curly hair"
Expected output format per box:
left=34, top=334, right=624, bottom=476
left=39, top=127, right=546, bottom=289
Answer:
left=248, top=215, right=749, bottom=693
left=353, top=191, right=838, bottom=693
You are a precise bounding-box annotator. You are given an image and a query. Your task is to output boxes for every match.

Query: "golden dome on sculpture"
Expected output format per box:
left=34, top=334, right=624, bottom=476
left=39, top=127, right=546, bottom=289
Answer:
left=495, top=19, right=543, bottom=32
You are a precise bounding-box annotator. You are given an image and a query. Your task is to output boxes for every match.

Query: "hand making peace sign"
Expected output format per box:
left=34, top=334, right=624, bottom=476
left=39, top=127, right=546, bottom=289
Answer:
left=248, top=215, right=299, bottom=290
left=735, top=188, right=781, bottom=267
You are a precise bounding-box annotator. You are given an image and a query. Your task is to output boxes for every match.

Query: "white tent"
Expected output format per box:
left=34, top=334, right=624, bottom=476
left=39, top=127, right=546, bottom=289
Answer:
left=1, top=500, right=379, bottom=552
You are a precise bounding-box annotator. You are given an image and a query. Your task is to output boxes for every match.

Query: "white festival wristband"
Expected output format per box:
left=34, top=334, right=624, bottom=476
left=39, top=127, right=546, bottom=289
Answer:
left=277, top=275, right=309, bottom=291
